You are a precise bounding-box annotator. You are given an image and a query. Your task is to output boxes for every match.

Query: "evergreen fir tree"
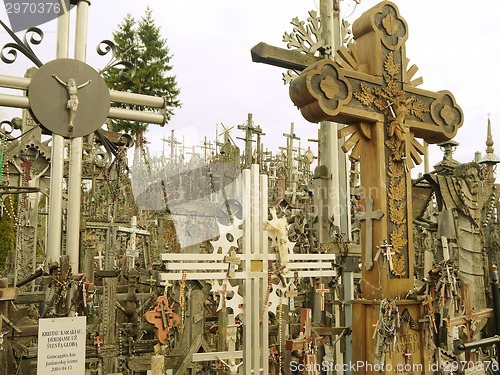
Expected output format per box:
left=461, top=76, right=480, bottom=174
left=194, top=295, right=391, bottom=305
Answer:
left=103, top=7, right=181, bottom=142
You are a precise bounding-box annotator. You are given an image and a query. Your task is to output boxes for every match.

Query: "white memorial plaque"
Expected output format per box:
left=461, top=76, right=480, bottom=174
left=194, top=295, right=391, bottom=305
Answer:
left=37, top=316, right=86, bottom=374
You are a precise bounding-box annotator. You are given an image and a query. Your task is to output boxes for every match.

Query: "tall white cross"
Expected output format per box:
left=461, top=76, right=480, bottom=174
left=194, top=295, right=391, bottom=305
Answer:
left=118, top=216, right=150, bottom=268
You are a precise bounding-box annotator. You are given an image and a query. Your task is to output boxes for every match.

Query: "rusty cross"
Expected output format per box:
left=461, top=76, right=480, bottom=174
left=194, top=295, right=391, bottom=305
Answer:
left=445, top=283, right=493, bottom=363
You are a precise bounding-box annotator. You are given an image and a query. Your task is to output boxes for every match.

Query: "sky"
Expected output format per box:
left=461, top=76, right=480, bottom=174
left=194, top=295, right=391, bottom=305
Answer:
left=0, top=0, right=499, bottom=177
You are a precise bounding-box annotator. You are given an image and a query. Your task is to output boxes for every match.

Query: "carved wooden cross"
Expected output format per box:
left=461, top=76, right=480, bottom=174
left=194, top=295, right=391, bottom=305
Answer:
left=446, top=283, right=493, bottom=363
left=223, top=249, right=241, bottom=278
left=289, top=1, right=463, bottom=299
left=355, top=194, right=383, bottom=271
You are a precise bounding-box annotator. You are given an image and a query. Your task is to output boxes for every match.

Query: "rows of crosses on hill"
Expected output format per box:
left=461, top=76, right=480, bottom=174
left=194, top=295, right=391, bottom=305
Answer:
left=287, top=1, right=463, bottom=299
left=0, top=1, right=167, bottom=274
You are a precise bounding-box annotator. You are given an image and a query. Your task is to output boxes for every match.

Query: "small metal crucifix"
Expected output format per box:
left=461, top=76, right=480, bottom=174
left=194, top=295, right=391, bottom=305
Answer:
left=224, top=249, right=241, bottom=278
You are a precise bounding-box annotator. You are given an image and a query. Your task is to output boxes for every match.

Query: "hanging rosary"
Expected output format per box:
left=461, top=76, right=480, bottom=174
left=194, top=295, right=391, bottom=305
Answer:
left=373, top=298, right=399, bottom=366
left=179, top=271, right=187, bottom=333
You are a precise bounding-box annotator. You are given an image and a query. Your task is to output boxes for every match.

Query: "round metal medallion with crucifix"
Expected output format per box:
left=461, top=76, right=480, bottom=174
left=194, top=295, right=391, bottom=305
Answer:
left=28, top=58, right=110, bottom=138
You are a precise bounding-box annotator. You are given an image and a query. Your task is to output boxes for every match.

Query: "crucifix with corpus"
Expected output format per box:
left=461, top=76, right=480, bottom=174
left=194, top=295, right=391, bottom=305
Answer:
left=289, top=1, right=463, bottom=300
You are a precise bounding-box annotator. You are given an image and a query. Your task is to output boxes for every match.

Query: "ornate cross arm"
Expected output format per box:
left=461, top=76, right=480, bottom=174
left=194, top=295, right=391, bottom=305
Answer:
left=289, top=57, right=463, bottom=145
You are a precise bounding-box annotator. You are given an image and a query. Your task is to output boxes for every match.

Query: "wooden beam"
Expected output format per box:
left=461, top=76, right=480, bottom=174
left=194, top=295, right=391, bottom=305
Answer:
left=0, top=287, right=17, bottom=301
left=251, top=42, right=321, bottom=71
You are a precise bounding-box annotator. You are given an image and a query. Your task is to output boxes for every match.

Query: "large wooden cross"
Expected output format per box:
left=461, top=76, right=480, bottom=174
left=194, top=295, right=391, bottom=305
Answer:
left=289, top=1, right=463, bottom=299
left=446, top=283, right=493, bottom=363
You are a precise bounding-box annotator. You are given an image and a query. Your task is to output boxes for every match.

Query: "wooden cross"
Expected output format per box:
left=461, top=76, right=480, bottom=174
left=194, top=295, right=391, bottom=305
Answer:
left=223, top=249, right=241, bottom=278
left=162, top=129, right=181, bottom=163
left=288, top=1, right=463, bottom=299
left=198, top=136, right=214, bottom=161
left=315, top=281, right=330, bottom=311
left=356, top=195, right=383, bottom=271
left=94, top=334, right=103, bottom=354
left=237, top=113, right=257, bottom=167
left=445, top=283, right=493, bottom=363
left=283, top=122, right=301, bottom=183
left=118, top=216, right=150, bottom=268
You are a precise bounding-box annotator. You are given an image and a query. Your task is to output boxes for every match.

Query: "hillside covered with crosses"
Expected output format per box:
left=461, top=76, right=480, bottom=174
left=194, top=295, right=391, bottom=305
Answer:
left=1, top=1, right=500, bottom=375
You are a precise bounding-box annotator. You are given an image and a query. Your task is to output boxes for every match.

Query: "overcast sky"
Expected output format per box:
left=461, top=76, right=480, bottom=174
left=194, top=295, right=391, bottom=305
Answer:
left=0, top=0, right=499, bottom=176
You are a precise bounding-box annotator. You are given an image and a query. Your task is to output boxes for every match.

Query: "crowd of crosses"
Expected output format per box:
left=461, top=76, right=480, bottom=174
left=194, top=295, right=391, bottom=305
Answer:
left=0, top=1, right=500, bottom=375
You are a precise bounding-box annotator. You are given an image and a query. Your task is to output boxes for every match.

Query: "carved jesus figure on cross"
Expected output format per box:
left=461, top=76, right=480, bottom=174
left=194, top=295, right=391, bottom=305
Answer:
left=315, top=281, right=330, bottom=311
left=387, top=92, right=416, bottom=156
left=52, top=74, right=92, bottom=133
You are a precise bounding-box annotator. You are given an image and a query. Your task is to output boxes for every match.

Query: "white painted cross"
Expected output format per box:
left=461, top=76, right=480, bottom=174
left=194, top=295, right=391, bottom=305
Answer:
left=118, top=216, right=149, bottom=268
left=158, top=164, right=338, bottom=373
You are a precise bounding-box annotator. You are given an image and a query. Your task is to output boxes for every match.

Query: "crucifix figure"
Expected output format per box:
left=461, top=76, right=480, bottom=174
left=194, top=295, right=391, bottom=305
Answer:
left=289, top=1, right=463, bottom=299
left=315, top=281, right=330, bottom=311
left=52, top=74, right=92, bottom=133
left=224, top=249, right=241, bottom=278
left=217, top=357, right=243, bottom=375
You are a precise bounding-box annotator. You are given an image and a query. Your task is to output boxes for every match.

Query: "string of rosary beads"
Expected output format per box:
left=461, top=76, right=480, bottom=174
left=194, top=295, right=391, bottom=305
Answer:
left=260, top=271, right=272, bottom=323
left=179, top=270, right=187, bottom=333
left=278, top=296, right=283, bottom=374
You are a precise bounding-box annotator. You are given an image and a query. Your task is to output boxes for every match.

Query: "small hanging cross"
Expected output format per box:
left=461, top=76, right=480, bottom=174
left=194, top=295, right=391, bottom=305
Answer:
left=160, top=279, right=172, bottom=296
left=223, top=249, right=241, bottom=278
left=374, top=240, right=395, bottom=271
left=147, top=273, right=156, bottom=294
left=286, top=282, right=299, bottom=310
left=315, top=281, right=330, bottom=311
